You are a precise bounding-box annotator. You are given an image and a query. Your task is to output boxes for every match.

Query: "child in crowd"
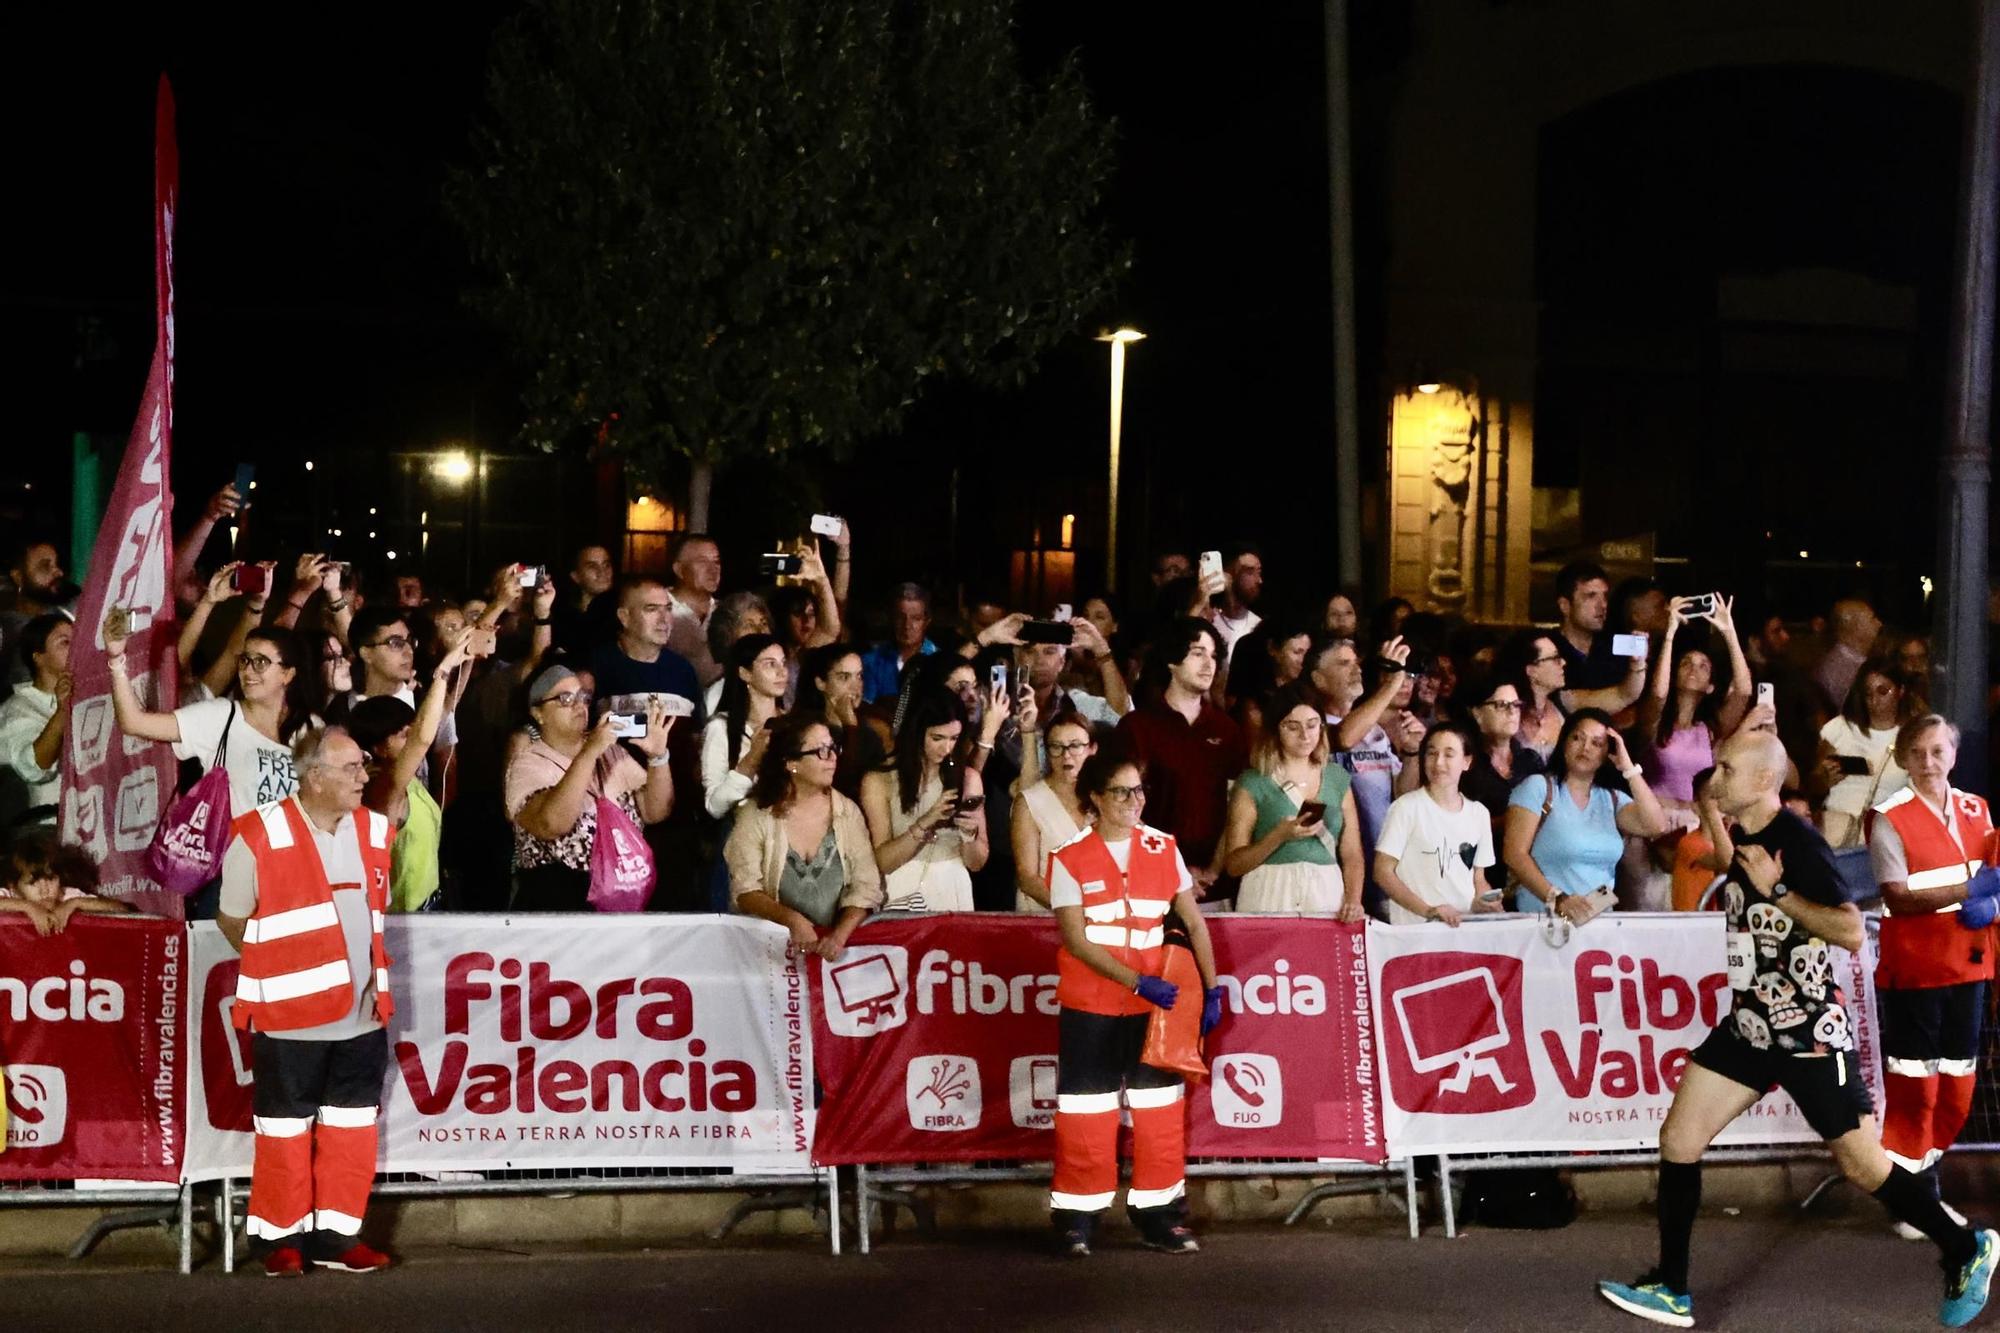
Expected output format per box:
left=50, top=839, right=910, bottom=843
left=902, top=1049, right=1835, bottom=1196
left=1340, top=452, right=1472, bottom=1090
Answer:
left=0, top=832, right=134, bottom=935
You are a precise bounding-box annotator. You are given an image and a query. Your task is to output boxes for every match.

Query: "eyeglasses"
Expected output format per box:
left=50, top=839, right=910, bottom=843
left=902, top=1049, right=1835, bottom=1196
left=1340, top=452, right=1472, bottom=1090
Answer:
left=315, top=761, right=368, bottom=779
left=1479, top=699, right=1524, bottom=712
left=1530, top=654, right=1563, bottom=667
left=366, top=635, right=412, bottom=652
left=1047, top=740, right=1093, bottom=756
left=793, top=743, right=842, bottom=761
left=537, top=689, right=592, bottom=708
left=1102, top=783, right=1147, bottom=803
left=237, top=653, right=278, bottom=673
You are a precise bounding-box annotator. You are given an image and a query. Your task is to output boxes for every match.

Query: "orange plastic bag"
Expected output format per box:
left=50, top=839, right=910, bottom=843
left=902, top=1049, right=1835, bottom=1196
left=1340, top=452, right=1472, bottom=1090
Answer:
left=1141, top=941, right=1207, bottom=1081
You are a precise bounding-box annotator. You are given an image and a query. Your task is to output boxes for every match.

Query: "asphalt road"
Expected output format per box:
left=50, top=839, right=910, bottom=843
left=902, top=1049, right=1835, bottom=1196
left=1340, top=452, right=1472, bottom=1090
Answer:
left=0, top=1213, right=1978, bottom=1331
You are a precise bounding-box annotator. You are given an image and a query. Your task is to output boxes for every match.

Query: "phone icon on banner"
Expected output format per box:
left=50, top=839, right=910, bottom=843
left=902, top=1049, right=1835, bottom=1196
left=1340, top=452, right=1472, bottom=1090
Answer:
left=1009, top=1056, right=1059, bottom=1129
left=1210, top=1054, right=1282, bottom=1128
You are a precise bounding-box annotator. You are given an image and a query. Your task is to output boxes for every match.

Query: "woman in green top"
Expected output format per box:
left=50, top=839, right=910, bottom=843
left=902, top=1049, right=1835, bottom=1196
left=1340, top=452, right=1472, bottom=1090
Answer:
left=1222, top=684, right=1366, bottom=920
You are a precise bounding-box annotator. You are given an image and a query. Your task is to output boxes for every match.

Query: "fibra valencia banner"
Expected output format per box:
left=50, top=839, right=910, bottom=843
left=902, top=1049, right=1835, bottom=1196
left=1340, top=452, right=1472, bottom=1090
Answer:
left=182, top=916, right=812, bottom=1179
left=0, top=918, right=183, bottom=1182
left=809, top=914, right=1383, bottom=1165
left=1367, top=914, right=1881, bottom=1155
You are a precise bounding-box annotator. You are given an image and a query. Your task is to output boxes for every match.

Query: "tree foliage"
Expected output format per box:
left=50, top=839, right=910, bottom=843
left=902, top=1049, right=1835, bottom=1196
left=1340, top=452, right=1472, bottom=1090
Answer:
left=447, top=0, right=1127, bottom=496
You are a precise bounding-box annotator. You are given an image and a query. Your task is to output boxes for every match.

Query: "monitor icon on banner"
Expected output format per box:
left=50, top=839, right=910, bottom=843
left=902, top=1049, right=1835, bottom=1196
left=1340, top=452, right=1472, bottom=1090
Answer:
left=1380, top=951, right=1535, bottom=1114
left=907, top=1056, right=981, bottom=1131
left=823, top=946, right=909, bottom=1037
left=4, top=1065, right=68, bottom=1149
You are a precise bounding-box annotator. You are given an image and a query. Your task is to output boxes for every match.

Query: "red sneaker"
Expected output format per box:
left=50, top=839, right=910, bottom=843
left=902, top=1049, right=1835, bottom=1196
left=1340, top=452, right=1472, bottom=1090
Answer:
left=315, top=1242, right=392, bottom=1274
left=263, top=1246, right=307, bottom=1279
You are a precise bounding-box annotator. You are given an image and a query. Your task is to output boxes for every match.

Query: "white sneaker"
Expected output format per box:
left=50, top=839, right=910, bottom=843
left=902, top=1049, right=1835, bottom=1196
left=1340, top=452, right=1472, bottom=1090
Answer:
left=1896, top=1220, right=1928, bottom=1241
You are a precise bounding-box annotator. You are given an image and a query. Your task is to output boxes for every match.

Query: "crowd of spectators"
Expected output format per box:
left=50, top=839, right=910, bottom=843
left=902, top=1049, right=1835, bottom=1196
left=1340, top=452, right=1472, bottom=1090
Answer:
left=0, top=482, right=1975, bottom=947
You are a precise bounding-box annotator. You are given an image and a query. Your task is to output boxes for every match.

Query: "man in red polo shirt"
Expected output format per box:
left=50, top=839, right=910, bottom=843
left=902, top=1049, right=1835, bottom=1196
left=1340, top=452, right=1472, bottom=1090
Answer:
left=1114, top=618, right=1246, bottom=894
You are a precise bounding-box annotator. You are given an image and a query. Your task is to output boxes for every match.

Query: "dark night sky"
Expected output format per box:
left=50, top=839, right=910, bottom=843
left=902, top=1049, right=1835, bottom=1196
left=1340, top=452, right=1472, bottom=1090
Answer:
left=1, top=3, right=1369, bottom=617
left=0, top=6, right=1969, bottom=629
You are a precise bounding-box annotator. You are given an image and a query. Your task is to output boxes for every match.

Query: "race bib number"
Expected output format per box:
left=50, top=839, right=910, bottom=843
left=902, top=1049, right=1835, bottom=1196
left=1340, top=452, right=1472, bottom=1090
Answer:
left=1726, top=929, right=1756, bottom=990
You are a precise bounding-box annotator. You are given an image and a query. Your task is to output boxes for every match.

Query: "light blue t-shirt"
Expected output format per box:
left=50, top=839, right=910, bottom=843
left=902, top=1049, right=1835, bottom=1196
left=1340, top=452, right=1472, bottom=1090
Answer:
left=1506, top=774, right=1631, bottom=911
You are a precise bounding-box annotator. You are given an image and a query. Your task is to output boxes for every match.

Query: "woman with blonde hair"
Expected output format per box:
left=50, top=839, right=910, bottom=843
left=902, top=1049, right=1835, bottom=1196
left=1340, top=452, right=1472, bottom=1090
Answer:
left=1220, top=684, right=1364, bottom=919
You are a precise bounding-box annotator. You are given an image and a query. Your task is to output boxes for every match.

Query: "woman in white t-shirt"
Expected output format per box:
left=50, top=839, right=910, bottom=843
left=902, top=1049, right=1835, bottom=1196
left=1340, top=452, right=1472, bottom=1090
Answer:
left=1815, top=657, right=1911, bottom=849
left=105, top=618, right=317, bottom=817
left=1374, top=722, right=1498, bottom=926
left=1011, top=715, right=1095, bottom=912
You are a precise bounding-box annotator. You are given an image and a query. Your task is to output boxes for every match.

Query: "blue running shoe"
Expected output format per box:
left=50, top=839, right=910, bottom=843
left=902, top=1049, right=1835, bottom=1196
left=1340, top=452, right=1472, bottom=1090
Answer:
left=1598, top=1274, right=1694, bottom=1328
left=1943, top=1228, right=1999, bottom=1328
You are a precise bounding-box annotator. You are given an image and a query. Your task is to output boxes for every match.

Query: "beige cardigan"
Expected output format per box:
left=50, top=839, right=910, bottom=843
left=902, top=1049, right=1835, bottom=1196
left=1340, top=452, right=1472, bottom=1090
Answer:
left=725, top=790, right=885, bottom=915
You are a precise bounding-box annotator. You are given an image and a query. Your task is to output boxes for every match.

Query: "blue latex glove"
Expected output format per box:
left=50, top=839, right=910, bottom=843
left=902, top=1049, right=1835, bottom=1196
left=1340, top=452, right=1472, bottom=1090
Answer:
left=1134, top=975, right=1179, bottom=1010
left=1200, top=986, right=1225, bottom=1037
left=1967, top=866, right=2000, bottom=902
left=1962, top=893, right=1999, bottom=931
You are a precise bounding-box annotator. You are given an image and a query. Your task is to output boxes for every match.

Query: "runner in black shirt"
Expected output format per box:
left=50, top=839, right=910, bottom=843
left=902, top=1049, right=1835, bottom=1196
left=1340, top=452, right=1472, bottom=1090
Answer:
left=1597, top=730, right=1996, bottom=1329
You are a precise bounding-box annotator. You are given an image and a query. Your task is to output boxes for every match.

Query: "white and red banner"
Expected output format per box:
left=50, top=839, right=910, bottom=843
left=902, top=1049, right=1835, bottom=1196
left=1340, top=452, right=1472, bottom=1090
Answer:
left=809, top=915, right=1383, bottom=1166
left=62, top=76, right=181, bottom=917
left=183, top=916, right=814, bottom=1180
left=1368, top=914, right=1882, bottom=1156
left=0, top=918, right=184, bottom=1182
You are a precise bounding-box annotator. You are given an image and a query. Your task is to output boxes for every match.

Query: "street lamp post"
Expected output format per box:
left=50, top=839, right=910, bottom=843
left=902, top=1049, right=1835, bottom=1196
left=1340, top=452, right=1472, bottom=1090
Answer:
left=1095, top=327, right=1145, bottom=593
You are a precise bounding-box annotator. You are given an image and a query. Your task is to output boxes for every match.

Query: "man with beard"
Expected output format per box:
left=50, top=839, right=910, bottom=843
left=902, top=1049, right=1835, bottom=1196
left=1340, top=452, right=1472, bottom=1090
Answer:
left=0, top=540, right=70, bottom=698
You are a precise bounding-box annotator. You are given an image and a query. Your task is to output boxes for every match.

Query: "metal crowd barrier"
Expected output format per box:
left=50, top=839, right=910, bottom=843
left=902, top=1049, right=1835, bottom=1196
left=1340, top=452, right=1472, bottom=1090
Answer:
left=1432, top=1145, right=1835, bottom=1239
left=0, top=1179, right=195, bottom=1273
left=211, top=1164, right=845, bottom=1271
left=849, top=1158, right=1421, bottom=1254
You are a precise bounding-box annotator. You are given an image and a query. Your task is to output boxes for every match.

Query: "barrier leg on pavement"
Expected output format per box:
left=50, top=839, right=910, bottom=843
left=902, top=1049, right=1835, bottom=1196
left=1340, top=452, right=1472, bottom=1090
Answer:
left=1279, top=1164, right=1414, bottom=1235
left=219, top=1179, right=236, bottom=1274
left=706, top=1186, right=824, bottom=1241
left=826, top=1167, right=841, bottom=1257
left=1799, top=1170, right=1847, bottom=1212
left=856, top=1164, right=871, bottom=1256
left=1439, top=1155, right=1456, bottom=1239
left=65, top=1197, right=185, bottom=1263
left=179, top=1186, right=192, bottom=1275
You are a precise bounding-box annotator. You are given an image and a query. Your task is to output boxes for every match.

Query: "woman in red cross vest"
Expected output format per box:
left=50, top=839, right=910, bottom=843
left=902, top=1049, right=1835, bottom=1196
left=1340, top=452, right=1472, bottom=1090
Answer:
left=1868, top=713, right=2000, bottom=1232
left=1046, top=752, right=1220, bottom=1257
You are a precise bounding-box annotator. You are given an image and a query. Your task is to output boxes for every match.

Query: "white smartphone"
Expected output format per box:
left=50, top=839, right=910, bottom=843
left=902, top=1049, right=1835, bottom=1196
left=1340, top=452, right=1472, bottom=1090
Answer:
left=1611, top=632, right=1648, bottom=658
left=810, top=513, right=843, bottom=539
left=1198, top=550, right=1223, bottom=582
left=1756, top=681, right=1775, bottom=710
left=608, top=713, right=648, bottom=739
left=1052, top=603, right=1072, bottom=623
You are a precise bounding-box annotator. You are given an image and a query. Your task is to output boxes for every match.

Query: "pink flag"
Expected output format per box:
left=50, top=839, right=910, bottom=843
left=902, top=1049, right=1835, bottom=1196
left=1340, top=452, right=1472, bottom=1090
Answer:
left=60, top=77, right=181, bottom=917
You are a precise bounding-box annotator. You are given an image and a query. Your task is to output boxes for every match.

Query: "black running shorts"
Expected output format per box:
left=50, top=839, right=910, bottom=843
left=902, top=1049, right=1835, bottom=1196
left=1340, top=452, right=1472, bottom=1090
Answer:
left=1688, top=1026, right=1873, bottom=1141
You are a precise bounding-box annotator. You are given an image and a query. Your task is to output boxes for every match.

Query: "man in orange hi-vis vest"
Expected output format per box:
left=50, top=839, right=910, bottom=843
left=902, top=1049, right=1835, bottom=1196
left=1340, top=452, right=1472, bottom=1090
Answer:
left=1046, top=751, right=1220, bottom=1258
left=217, top=725, right=395, bottom=1278
left=1869, top=714, right=1999, bottom=1238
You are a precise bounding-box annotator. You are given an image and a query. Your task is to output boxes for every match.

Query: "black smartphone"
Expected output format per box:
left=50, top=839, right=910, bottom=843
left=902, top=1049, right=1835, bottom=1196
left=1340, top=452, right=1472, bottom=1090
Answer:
left=230, top=564, right=269, bottom=597
left=1018, top=619, right=1075, bottom=646
left=1836, top=754, right=1871, bottom=777
left=233, top=462, right=255, bottom=505
left=760, top=552, right=803, bottom=577
left=1296, top=800, right=1327, bottom=824
left=956, top=794, right=986, bottom=814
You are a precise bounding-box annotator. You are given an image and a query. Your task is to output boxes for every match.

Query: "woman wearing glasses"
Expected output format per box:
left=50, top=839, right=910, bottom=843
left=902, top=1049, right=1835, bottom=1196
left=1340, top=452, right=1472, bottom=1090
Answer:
left=105, top=616, right=318, bottom=818
left=505, top=665, right=675, bottom=911
left=1503, top=707, right=1670, bottom=917
left=727, top=711, right=883, bottom=959
left=1460, top=675, right=1545, bottom=841
left=1220, top=684, right=1365, bottom=919
left=1011, top=715, right=1096, bottom=911
left=1502, top=631, right=1570, bottom=759
left=1047, top=752, right=1219, bottom=1257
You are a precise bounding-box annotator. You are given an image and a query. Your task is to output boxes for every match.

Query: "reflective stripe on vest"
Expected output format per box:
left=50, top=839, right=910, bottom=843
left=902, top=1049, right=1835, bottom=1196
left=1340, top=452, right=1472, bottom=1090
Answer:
left=1877, top=788, right=1995, bottom=987
left=230, top=798, right=396, bottom=1032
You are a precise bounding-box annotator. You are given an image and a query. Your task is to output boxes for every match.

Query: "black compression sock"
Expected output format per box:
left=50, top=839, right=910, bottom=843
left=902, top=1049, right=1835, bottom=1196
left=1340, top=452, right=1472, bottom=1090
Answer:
left=1876, top=1165, right=1977, bottom=1269
left=1656, top=1160, right=1701, bottom=1293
